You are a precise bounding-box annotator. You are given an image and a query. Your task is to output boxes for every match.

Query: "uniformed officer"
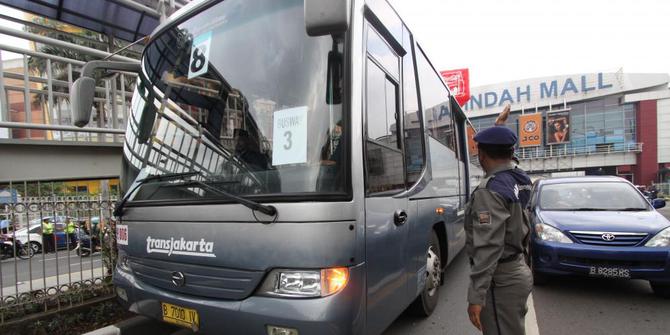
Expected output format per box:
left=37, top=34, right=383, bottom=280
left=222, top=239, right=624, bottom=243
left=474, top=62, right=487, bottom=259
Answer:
left=42, top=218, right=55, bottom=253
left=66, top=219, right=77, bottom=248
left=465, top=124, right=533, bottom=334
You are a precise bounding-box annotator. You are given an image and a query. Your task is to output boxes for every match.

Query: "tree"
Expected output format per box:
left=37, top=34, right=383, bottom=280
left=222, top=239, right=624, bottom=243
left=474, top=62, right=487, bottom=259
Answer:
left=23, top=16, right=138, bottom=128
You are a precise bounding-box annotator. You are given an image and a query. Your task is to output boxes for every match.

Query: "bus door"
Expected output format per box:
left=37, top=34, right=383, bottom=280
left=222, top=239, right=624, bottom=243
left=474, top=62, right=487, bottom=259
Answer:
left=363, top=23, right=410, bottom=333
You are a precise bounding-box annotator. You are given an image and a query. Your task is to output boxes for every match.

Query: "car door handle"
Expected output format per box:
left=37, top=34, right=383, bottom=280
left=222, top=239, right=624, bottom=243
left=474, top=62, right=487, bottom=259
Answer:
left=394, top=209, right=408, bottom=226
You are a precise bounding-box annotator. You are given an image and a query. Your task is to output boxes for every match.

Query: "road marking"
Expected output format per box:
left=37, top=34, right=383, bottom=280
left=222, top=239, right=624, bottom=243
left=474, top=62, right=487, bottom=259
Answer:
left=526, top=293, right=541, bottom=335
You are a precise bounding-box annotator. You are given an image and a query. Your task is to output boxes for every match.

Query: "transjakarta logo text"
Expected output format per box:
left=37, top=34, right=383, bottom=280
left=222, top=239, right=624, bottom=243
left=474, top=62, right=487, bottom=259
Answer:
left=146, top=236, right=215, bottom=257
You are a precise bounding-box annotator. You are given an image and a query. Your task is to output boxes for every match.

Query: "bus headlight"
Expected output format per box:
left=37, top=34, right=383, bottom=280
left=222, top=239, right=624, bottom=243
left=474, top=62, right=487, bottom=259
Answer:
left=535, top=223, right=573, bottom=243
left=258, top=267, right=349, bottom=298
left=117, top=249, right=131, bottom=272
left=645, top=227, right=670, bottom=247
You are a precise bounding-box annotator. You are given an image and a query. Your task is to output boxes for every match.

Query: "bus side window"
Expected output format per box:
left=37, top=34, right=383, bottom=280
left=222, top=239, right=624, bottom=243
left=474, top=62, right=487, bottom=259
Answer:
left=402, top=29, right=425, bottom=186
left=365, top=25, right=404, bottom=195
left=415, top=46, right=461, bottom=196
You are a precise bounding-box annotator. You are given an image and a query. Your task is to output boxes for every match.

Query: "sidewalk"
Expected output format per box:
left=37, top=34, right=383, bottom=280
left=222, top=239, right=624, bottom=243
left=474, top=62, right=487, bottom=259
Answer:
left=1, top=268, right=104, bottom=295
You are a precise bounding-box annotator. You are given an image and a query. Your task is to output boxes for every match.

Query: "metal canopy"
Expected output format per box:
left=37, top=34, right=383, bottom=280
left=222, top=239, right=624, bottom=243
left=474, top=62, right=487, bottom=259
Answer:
left=0, top=0, right=165, bottom=42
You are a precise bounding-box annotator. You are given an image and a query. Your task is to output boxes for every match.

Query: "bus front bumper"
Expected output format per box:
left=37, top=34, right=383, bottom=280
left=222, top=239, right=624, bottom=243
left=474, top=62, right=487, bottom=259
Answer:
left=113, top=263, right=365, bottom=335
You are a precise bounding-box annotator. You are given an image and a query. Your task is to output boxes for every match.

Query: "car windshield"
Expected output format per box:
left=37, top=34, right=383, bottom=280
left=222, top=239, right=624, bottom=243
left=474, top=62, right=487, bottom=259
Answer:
left=123, top=0, right=347, bottom=203
left=539, top=181, right=650, bottom=211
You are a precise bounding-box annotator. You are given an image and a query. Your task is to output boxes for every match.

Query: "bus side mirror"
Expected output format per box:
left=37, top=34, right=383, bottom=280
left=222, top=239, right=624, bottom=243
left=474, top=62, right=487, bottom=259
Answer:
left=305, top=0, right=351, bottom=36
left=70, top=60, right=141, bottom=128
left=653, top=198, right=666, bottom=209
left=71, top=77, right=97, bottom=127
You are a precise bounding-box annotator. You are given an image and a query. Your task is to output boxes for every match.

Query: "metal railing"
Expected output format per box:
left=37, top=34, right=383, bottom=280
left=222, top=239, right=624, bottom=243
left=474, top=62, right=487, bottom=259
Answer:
left=0, top=181, right=118, bottom=324
left=0, top=1, right=191, bottom=324
left=517, top=142, right=643, bottom=160
left=0, top=21, right=138, bottom=144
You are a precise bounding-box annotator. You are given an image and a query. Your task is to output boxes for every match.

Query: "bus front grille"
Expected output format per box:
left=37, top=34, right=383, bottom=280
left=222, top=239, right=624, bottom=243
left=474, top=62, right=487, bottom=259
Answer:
left=129, top=257, right=264, bottom=300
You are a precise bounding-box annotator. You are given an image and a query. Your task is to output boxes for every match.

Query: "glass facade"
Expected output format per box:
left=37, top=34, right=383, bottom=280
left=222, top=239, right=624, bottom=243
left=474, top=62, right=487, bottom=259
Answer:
left=469, top=96, right=637, bottom=158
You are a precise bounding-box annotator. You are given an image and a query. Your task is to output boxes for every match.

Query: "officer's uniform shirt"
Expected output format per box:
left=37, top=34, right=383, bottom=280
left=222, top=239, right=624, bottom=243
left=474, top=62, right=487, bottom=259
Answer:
left=465, top=163, right=532, bottom=305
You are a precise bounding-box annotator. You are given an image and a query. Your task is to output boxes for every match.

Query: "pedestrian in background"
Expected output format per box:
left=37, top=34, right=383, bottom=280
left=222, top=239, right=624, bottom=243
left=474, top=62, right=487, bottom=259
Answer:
left=465, top=117, right=533, bottom=334
left=41, top=218, right=55, bottom=253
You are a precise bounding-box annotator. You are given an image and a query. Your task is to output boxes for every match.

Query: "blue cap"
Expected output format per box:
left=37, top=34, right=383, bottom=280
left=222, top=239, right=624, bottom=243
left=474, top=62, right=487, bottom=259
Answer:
left=473, top=126, right=518, bottom=146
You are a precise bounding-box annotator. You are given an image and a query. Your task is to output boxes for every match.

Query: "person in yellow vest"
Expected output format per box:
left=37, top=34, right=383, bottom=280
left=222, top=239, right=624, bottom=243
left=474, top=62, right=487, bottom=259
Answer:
left=66, top=219, right=77, bottom=249
left=41, top=218, right=55, bottom=253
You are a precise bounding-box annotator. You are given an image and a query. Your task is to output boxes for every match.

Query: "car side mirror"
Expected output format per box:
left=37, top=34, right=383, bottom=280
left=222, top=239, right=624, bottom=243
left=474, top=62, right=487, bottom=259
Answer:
left=652, top=198, right=666, bottom=209
left=70, top=60, right=141, bottom=127
left=305, top=0, right=351, bottom=37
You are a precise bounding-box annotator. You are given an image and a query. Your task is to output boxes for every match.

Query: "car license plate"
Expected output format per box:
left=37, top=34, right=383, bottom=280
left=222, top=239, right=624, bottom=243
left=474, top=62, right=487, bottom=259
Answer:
left=588, top=266, right=630, bottom=278
left=161, top=302, right=199, bottom=329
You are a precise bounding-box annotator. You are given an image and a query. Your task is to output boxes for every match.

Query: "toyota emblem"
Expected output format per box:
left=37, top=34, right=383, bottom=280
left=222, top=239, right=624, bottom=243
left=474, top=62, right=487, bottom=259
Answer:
left=601, top=233, right=616, bottom=241
left=171, top=271, right=186, bottom=287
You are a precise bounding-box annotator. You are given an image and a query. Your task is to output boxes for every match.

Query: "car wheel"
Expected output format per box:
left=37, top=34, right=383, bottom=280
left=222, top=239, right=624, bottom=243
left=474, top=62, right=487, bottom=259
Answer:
left=408, top=230, right=442, bottom=317
left=650, top=281, right=670, bottom=298
left=29, top=241, right=42, bottom=254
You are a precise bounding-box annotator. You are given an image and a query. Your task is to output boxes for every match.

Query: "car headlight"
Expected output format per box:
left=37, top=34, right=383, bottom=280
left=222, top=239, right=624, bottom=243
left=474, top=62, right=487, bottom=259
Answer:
left=535, top=223, right=573, bottom=243
left=258, top=267, right=349, bottom=298
left=645, top=227, right=670, bottom=247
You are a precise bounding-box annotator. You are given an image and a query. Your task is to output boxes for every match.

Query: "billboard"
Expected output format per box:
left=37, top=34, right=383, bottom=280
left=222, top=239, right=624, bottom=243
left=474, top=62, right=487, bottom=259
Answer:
left=441, top=68, right=470, bottom=106
left=546, top=110, right=570, bottom=144
left=518, top=113, right=542, bottom=147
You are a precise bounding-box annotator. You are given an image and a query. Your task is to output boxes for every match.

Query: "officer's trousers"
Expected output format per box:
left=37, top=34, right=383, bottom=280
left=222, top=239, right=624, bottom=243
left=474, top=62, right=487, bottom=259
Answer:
left=480, top=258, right=533, bottom=335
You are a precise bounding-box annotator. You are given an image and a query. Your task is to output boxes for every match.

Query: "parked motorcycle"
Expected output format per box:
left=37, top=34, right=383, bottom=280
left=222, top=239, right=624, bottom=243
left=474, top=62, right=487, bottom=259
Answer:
left=0, top=234, right=34, bottom=260
left=74, top=228, right=99, bottom=257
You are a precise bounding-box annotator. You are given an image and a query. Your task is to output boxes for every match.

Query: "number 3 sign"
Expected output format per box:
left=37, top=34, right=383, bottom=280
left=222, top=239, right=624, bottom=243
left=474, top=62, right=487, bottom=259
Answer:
left=188, top=31, right=212, bottom=79
left=272, top=107, right=308, bottom=166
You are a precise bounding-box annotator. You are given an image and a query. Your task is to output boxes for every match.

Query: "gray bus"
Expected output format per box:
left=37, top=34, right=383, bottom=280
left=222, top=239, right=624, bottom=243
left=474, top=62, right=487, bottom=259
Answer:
left=71, top=0, right=482, bottom=334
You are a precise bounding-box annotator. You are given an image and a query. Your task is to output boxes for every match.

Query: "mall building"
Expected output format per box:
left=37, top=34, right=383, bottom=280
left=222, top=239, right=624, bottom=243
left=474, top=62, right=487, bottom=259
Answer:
left=464, top=71, right=670, bottom=186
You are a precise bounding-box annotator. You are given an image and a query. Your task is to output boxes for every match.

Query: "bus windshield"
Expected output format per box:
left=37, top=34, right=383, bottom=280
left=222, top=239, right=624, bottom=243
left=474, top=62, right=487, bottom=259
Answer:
left=123, top=0, right=347, bottom=203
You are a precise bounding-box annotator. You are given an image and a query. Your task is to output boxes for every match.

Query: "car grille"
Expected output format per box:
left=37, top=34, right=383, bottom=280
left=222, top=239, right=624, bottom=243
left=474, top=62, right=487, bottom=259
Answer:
left=569, top=231, right=648, bottom=247
left=129, top=257, right=264, bottom=300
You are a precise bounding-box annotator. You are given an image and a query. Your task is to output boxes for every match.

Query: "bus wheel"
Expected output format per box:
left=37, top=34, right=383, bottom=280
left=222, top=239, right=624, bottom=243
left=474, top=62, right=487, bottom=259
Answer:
left=408, top=230, right=442, bottom=317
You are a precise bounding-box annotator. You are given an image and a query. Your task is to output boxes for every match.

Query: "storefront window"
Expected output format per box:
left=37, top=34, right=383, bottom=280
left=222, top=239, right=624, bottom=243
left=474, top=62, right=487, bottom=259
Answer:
left=470, top=97, right=636, bottom=157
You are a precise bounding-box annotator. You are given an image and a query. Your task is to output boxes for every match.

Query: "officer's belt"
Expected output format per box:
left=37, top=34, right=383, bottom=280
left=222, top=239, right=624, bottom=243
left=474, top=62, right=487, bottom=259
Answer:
left=469, top=253, right=521, bottom=266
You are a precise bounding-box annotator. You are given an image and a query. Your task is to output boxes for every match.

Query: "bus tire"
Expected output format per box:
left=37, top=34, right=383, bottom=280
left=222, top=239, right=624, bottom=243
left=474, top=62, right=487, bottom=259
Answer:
left=408, top=230, right=442, bottom=317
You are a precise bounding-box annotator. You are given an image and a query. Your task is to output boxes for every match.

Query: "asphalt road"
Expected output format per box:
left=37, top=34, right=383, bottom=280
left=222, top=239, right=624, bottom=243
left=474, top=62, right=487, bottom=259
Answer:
left=85, top=205, right=670, bottom=334
left=1, top=249, right=103, bottom=291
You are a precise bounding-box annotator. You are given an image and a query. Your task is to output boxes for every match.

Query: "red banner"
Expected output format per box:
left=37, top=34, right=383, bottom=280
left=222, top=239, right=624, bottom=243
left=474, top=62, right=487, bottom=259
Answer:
left=441, top=68, right=470, bottom=106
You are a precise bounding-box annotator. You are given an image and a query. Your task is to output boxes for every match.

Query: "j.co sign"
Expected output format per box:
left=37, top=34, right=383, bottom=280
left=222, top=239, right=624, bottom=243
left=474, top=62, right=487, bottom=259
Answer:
left=518, top=113, right=542, bottom=147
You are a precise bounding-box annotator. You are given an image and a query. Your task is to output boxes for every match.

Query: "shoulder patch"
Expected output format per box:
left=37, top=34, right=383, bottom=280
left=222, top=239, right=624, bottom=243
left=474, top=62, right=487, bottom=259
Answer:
left=478, top=211, right=491, bottom=225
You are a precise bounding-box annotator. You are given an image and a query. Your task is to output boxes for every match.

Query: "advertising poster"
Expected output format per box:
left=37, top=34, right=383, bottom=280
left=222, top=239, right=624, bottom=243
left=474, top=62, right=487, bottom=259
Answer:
left=546, top=110, right=570, bottom=145
left=518, top=113, right=543, bottom=147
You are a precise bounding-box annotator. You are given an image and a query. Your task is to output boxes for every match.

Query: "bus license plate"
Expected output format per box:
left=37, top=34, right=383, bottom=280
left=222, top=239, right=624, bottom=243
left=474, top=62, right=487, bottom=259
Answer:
left=161, top=302, right=199, bottom=329
left=588, top=266, right=630, bottom=278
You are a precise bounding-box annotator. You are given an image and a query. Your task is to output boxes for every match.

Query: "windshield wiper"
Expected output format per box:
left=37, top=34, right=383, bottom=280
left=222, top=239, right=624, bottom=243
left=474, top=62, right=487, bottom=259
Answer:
left=167, top=180, right=277, bottom=216
left=571, top=208, right=609, bottom=211
left=113, top=171, right=200, bottom=217
left=617, top=207, right=648, bottom=211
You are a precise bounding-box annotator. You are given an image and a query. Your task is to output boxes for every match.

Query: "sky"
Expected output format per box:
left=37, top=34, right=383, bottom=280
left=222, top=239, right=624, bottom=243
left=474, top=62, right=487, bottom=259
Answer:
left=0, top=5, right=30, bottom=60
left=388, top=0, right=670, bottom=87
left=1, top=1, right=669, bottom=88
